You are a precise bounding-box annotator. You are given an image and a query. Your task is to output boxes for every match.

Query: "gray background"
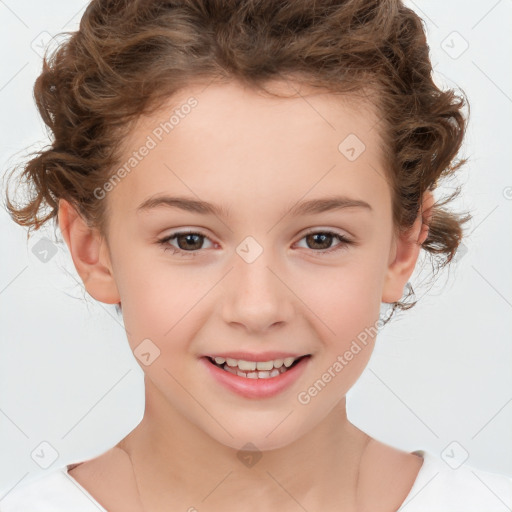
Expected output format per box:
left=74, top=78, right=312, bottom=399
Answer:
left=1, top=0, right=511, bottom=494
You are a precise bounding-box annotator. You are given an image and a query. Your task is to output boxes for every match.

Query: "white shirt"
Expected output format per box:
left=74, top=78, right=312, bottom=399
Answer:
left=1, top=450, right=511, bottom=511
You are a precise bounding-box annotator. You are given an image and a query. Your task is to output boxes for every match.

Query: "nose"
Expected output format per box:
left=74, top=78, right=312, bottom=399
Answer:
left=221, top=246, right=295, bottom=334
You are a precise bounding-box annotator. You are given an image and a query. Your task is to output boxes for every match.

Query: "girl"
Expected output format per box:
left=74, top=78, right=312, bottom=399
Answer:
left=2, top=0, right=511, bottom=510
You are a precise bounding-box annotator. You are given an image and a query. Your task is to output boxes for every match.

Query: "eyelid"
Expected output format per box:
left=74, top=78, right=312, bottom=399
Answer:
left=158, top=229, right=214, bottom=252
left=299, top=227, right=351, bottom=239
left=157, top=227, right=354, bottom=257
left=294, top=228, right=353, bottom=253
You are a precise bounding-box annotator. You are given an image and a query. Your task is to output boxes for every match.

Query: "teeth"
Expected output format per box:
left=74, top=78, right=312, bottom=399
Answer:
left=210, top=355, right=306, bottom=379
left=224, top=356, right=300, bottom=370
left=283, top=357, right=295, bottom=368
left=232, top=365, right=289, bottom=379
left=238, top=360, right=257, bottom=371
left=256, top=361, right=274, bottom=371
left=224, top=365, right=237, bottom=375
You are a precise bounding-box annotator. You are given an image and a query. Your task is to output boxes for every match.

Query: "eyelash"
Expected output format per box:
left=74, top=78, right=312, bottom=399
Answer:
left=157, top=229, right=353, bottom=257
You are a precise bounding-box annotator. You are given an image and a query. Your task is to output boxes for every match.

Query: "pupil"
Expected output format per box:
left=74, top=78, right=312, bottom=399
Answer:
left=179, top=234, right=202, bottom=250
left=308, top=233, right=331, bottom=249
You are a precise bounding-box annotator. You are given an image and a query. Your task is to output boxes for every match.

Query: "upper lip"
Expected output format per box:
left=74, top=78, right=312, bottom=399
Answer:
left=204, top=352, right=310, bottom=362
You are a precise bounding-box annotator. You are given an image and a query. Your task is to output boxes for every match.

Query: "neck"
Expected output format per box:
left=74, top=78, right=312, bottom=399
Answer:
left=118, top=375, right=371, bottom=512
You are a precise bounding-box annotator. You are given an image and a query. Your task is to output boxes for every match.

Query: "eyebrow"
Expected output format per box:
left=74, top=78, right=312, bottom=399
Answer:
left=136, top=194, right=373, bottom=218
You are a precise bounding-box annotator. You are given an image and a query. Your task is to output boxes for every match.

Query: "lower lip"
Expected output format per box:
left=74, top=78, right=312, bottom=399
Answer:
left=200, top=356, right=311, bottom=399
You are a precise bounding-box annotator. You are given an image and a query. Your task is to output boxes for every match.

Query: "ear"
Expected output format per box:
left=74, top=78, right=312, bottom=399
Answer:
left=381, top=190, right=435, bottom=303
left=58, top=198, right=120, bottom=304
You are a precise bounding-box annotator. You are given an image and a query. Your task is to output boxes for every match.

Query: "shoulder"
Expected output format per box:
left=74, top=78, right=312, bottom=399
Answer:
left=398, top=449, right=512, bottom=512
left=358, top=439, right=425, bottom=511
left=0, top=447, right=138, bottom=512
left=67, top=445, right=133, bottom=489
left=358, top=440, right=512, bottom=512
left=0, top=468, right=106, bottom=512
left=67, top=446, right=142, bottom=512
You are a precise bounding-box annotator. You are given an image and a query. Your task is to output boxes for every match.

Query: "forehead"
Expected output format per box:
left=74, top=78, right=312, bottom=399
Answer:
left=122, top=78, right=382, bottom=155
left=109, top=79, right=389, bottom=217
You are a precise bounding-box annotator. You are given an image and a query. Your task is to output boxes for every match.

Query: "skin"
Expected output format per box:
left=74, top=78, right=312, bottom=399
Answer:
left=59, top=79, right=433, bottom=511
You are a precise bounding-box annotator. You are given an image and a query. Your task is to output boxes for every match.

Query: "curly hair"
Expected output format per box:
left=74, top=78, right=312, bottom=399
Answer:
left=2, top=0, right=471, bottom=323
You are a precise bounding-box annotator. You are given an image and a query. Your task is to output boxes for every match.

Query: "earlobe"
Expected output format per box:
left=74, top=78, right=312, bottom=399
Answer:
left=381, top=190, right=434, bottom=303
left=58, top=199, right=120, bottom=304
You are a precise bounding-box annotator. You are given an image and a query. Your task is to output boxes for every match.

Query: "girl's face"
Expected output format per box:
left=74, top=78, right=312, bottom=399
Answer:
left=96, top=80, right=412, bottom=451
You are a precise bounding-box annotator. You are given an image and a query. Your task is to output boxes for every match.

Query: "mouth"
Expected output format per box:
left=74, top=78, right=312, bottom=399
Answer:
left=205, top=354, right=311, bottom=379
left=201, top=353, right=312, bottom=399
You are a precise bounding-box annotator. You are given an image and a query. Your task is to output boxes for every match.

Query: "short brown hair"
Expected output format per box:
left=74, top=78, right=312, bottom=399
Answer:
left=3, top=0, right=471, bottom=322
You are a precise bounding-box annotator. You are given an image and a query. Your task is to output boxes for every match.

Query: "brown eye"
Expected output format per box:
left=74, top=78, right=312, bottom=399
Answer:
left=305, top=232, right=334, bottom=250
left=296, top=230, right=353, bottom=254
left=158, top=230, right=213, bottom=256
left=174, top=233, right=204, bottom=250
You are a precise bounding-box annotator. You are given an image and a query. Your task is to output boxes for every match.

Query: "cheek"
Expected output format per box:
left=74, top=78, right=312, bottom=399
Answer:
left=117, top=261, right=215, bottom=373
left=113, top=255, right=188, bottom=346
left=290, top=259, right=383, bottom=385
left=293, top=257, right=384, bottom=333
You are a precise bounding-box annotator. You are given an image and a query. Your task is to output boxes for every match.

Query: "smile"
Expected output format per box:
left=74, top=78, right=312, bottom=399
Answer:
left=207, top=355, right=309, bottom=379
left=201, top=354, right=312, bottom=399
